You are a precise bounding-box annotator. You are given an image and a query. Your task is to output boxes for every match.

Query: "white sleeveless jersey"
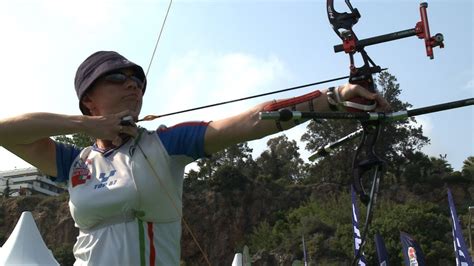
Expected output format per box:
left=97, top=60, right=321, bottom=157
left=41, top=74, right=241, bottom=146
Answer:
left=61, top=124, right=207, bottom=266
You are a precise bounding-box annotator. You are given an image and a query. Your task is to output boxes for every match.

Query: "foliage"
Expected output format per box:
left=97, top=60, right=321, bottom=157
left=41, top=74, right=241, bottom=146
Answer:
left=301, top=117, right=358, bottom=185
left=180, top=71, right=472, bottom=264
left=54, top=133, right=93, bottom=147
left=247, top=221, right=282, bottom=251
left=246, top=191, right=457, bottom=265
left=301, top=71, right=430, bottom=185
left=255, top=135, right=306, bottom=184
left=401, top=152, right=454, bottom=185
left=208, top=164, right=249, bottom=192
left=247, top=192, right=352, bottom=262
left=185, top=143, right=258, bottom=192
left=52, top=244, right=75, bottom=266
left=461, top=156, right=474, bottom=181
left=370, top=199, right=454, bottom=265
left=189, top=142, right=256, bottom=181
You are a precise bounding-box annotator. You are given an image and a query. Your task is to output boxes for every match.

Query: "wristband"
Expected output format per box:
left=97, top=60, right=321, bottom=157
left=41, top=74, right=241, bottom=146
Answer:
left=327, top=86, right=343, bottom=111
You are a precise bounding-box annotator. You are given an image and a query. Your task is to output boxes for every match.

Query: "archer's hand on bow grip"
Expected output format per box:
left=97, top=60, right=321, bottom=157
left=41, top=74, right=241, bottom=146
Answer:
left=339, top=82, right=390, bottom=112
left=345, top=80, right=377, bottom=112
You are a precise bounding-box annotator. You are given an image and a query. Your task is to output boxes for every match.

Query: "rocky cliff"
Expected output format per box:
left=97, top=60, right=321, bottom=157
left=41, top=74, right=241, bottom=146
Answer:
left=0, top=182, right=332, bottom=265
left=0, top=181, right=472, bottom=265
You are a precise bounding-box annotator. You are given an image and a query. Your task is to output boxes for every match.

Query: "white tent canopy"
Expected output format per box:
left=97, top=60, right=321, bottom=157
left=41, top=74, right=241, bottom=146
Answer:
left=232, top=246, right=251, bottom=266
left=0, top=211, right=59, bottom=266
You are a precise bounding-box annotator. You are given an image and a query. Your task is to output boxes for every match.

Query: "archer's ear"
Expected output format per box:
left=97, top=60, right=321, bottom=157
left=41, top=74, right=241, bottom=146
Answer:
left=81, top=94, right=95, bottom=115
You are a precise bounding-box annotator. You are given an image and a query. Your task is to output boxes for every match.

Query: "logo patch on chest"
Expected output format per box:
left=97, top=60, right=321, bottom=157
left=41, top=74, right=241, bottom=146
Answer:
left=71, top=160, right=92, bottom=188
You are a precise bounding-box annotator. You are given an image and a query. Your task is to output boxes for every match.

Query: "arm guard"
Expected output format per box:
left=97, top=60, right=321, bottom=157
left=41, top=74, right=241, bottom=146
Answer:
left=263, top=90, right=322, bottom=111
left=262, top=89, right=322, bottom=131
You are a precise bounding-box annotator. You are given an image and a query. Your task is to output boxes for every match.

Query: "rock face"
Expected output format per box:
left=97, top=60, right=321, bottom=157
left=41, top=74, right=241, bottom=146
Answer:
left=0, top=211, right=60, bottom=265
left=181, top=182, right=324, bottom=265
left=0, top=182, right=324, bottom=265
left=0, top=181, right=472, bottom=265
left=0, top=194, right=77, bottom=250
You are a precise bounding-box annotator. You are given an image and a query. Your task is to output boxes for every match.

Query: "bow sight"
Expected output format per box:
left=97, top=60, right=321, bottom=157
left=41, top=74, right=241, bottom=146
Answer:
left=326, top=1, right=444, bottom=109
left=328, top=1, right=444, bottom=59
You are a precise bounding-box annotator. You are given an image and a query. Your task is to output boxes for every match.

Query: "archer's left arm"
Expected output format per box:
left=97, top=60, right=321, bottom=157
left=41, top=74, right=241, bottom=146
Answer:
left=204, top=83, right=388, bottom=155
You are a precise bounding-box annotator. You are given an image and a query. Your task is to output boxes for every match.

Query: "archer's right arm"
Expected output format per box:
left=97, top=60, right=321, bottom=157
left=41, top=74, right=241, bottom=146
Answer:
left=0, top=111, right=135, bottom=177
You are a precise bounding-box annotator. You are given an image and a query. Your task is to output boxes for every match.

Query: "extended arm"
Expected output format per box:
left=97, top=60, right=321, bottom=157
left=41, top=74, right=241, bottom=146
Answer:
left=204, top=83, right=388, bottom=155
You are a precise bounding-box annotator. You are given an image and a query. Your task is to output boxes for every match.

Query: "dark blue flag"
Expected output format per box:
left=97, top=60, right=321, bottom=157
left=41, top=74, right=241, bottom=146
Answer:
left=351, top=185, right=368, bottom=265
left=375, top=233, right=389, bottom=266
left=447, top=188, right=473, bottom=266
left=400, top=231, right=426, bottom=266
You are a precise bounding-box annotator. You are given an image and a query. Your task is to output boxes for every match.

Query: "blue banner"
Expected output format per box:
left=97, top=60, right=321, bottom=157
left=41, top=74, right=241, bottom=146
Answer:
left=400, top=231, right=426, bottom=266
left=302, top=235, right=308, bottom=266
left=351, top=185, right=368, bottom=265
left=447, top=188, right=473, bottom=266
left=375, top=233, right=389, bottom=265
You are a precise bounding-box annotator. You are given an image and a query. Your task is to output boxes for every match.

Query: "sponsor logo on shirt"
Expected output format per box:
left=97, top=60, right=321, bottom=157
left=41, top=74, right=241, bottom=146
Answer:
left=71, top=160, right=92, bottom=188
left=94, top=170, right=117, bottom=189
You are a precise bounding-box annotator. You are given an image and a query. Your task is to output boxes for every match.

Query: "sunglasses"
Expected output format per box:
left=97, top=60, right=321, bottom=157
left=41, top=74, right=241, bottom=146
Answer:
left=102, top=72, right=144, bottom=89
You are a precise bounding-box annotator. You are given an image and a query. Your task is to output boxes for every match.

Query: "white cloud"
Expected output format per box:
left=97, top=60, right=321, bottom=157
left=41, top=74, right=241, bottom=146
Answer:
left=146, top=51, right=289, bottom=125
left=412, top=116, right=445, bottom=160
left=39, top=0, right=125, bottom=29
left=464, top=78, right=474, bottom=91
left=212, top=53, right=285, bottom=101
left=412, top=116, right=433, bottom=138
left=0, top=0, right=132, bottom=119
left=139, top=50, right=292, bottom=173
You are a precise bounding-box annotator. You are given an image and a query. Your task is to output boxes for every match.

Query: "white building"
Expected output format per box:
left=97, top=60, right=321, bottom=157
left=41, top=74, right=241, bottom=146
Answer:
left=0, top=167, right=65, bottom=197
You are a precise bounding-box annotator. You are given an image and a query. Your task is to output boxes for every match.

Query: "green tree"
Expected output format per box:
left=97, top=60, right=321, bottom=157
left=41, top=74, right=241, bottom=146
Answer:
left=401, top=153, right=456, bottom=187
left=54, top=133, right=93, bottom=147
left=301, top=71, right=429, bottom=185
left=399, top=151, right=432, bottom=184
left=185, top=142, right=258, bottom=190
left=461, top=156, right=474, bottom=181
left=370, top=200, right=453, bottom=265
left=246, top=192, right=453, bottom=265
left=255, top=135, right=305, bottom=185
left=374, top=72, right=429, bottom=182
left=53, top=244, right=75, bottom=266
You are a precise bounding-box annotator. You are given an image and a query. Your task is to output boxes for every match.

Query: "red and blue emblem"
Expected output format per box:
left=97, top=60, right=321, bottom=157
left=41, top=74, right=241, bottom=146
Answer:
left=71, top=160, right=91, bottom=187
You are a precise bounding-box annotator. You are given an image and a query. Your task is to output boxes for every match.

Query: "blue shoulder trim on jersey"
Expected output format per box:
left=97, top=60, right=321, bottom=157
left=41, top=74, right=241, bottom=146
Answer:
left=54, top=142, right=82, bottom=183
left=157, top=121, right=209, bottom=160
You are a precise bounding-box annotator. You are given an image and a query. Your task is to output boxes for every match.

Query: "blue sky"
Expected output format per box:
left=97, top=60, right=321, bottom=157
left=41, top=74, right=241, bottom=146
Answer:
left=0, top=0, right=472, bottom=172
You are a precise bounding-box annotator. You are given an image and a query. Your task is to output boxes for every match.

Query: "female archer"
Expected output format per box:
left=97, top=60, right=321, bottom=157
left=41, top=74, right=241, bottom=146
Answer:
left=0, top=51, right=388, bottom=265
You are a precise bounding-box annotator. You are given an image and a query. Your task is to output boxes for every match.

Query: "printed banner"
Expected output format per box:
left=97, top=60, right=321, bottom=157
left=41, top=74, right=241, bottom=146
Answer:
left=400, top=231, right=426, bottom=266
left=302, top=235, right=308, bottom=266
left=351, top=185, right=368, bottom=265
left=375, top=233, right=389, bottom=266
left=447, top=189, right=473, bottom=266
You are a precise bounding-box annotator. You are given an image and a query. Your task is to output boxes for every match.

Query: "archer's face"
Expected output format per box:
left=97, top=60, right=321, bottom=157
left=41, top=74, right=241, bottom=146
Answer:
left=82, top=68, right=144, bottom=119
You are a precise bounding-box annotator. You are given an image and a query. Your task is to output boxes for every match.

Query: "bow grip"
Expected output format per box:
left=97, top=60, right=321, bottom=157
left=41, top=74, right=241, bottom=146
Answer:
left=345, top=79, right=377, bottom=113
left=353, top=157, right=384, bottom=205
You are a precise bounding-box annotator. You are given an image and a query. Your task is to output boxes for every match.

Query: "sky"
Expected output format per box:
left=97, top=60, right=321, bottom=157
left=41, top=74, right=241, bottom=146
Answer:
left=0, top=0, right=472, bottom=173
